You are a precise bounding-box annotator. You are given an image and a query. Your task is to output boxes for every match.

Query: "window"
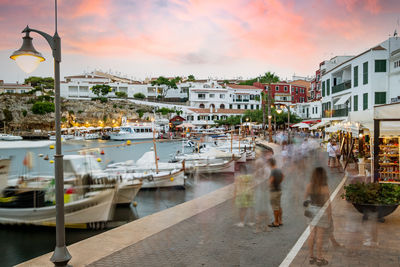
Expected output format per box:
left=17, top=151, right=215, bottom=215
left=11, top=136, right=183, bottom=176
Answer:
left=315, top=107, right=318, bottom=114
left=327, top=79, right=330, bottom=95
left=296, top=87, right=298, bottom=93
left=375, top=92, right=386, bottom=104
left=199, top=103, right=205, bottom=108
left=237, top=105, right=240, bottom=109
left=209, top=94, right=215, bottom=98
left=363, top=62, right=368, bottom=84
left=353, top=95, right=358, bottom=111
left=275, top=86, right=279, bottom=91
left=220, top=94, right=225, bottom=99
left=244, top=105, right=248, bottom=109
left=353, top=66, right=358, bottom=87
left=375, top=60, right=386, bottom=72
left=394, top=60, right=400, bottom=69
left=322, top=81, right=325, bottom=97
left=198, top=93, right=206, bottom=99
left=250, top=95, right=254, bottom=100
left=284, top=86, right=288, bottom=92
left=229, top=104, right=233, bottom=109
left=220, top=104, right=225, bottom=109
left=251, top=104, right=254, bottom=109
left=363, top=93, right=368, bottom=110
left=256, top=105, right=259, bottom=109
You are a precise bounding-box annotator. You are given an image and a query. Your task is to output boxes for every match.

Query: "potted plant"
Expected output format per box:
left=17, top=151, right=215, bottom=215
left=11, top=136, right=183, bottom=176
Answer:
left=342, top=182, right=400, bottom=222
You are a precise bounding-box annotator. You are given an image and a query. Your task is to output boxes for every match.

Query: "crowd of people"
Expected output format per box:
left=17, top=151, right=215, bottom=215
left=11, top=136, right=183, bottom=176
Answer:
left=232, top=136, right=342, bottom=266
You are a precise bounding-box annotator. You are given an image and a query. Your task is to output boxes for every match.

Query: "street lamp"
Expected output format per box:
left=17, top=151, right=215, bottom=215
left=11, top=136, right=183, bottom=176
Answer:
left=10, top=1, right=71, bottom=266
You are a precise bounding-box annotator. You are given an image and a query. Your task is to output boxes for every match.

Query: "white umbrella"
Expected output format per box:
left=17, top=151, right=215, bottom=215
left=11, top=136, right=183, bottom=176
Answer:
left=95, top=126, right=103, bottom=130
left=176, top=123, right=195, bottom=128
left=87, top=126, right=95, bottom=130
left=104, top=126, right=112, bottom=129
left=292, top=122, right=309, bottom=128
left=299, top=123, right=310, bottom=129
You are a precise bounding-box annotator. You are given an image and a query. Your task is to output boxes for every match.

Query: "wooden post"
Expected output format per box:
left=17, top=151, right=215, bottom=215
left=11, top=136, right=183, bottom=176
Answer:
left=373, top=119, right=380, bottom=182
left=231, top=130, right=233, bottom=153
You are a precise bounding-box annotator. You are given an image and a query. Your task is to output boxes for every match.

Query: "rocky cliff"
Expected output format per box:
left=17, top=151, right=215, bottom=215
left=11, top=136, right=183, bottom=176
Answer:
left=0, top=94, right=155, bottom=132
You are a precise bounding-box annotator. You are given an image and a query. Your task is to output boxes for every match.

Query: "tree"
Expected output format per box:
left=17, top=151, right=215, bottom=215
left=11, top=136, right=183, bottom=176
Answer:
left=91, top=84, right=111, bottom=97
left=151, top=76, right=181, bottom=99
left=31, top=102, right=55, bottom=115
left=260, top=72, right=280, bottom=141
left=24, top=76, right=54, bottom=89
left=187, top=75, right=195, bottom=82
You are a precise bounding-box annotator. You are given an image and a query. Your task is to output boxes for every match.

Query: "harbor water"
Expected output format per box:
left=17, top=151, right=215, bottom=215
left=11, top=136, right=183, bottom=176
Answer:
left=0, top=139, right=243, bottom=266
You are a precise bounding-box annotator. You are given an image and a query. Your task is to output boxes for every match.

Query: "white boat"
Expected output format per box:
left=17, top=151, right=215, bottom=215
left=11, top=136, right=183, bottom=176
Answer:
left=0, top=158, right=117, bottom=228
left=109, top=124, right=157, bottom=140
left=84, top=133, right=100, bottom=140
left=106, top=151, right=186, bottom=188
left=0, top=134, right=23, bottom=141
left=49, top=134, right=74, bottom=140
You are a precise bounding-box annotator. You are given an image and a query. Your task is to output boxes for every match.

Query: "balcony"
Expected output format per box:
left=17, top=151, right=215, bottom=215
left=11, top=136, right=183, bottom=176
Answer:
left=322, top=108, right=349, bottom=118
left=332, top=80, right=351, bottom=94
left=234, top=99, right=249, bottom=102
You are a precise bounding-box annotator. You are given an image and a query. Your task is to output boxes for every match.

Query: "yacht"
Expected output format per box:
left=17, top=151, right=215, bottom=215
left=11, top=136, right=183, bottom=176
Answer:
left=109, top=124, right=157, bottom=140
left=0, top=134, right=23, bottom=141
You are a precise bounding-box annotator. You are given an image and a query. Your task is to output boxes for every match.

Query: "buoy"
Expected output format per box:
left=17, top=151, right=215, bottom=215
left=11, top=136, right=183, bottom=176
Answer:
left=44, top=155, right=49, bottom=160
left=126, top=140, right=131, bottom=145
left=170, top=177, right=174, bottom=182
left=157, top=157, right=160, bottom=160
left=100, top=150, right=105, bottom=155
left=132, top=201, right=138, bottom=207
left=49, top=160, right=54, bottom=164
left=49, top=145, right=55, bottom=149
left=97, top=158, right=102, bottom=162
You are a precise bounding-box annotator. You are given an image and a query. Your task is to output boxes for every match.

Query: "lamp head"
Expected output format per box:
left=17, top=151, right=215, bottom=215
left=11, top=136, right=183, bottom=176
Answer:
left=10, top=31, right=45, bottom=73
left=276, top=107, right=283, bottom=114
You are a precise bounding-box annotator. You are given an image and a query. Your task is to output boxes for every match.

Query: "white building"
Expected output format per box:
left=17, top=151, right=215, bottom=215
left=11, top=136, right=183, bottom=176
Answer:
left=0, top=81, right=34, bottom=94
left=189, top=81, right=262, bottom=110
left=60, top=72, right=190, bottom=100
left=292, top=101, right=322, bottom=120
left=185, top=107, right=245, bottom=126
left=321, top=37, right=400, bottom=121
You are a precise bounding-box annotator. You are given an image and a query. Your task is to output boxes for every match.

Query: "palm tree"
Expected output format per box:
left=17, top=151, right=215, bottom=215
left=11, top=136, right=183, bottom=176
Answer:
left=260, top=72, right=280, bottom=142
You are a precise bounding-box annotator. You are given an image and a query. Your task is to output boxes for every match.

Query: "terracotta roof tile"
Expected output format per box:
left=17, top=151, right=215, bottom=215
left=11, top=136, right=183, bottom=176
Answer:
left=227, top=84, right=261, bottom=90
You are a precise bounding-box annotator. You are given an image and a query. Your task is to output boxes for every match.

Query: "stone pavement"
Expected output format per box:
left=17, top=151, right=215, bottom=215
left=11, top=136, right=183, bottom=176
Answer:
left=289, top=185, right=400, bottom=267
left=88, top=146, right=344, bottom=267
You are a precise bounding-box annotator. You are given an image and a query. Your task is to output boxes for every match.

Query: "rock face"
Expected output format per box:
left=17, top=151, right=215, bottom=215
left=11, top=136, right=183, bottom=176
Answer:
left=0, top=95, right=155, bottom=132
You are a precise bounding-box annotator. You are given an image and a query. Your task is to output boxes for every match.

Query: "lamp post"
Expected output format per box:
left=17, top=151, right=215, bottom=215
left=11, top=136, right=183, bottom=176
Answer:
left=10, top=1, right=71, bottom=266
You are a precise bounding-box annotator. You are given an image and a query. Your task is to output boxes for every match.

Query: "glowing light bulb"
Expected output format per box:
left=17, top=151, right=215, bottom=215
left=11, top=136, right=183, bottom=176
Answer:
left=14, top=55, right=42, bottom=73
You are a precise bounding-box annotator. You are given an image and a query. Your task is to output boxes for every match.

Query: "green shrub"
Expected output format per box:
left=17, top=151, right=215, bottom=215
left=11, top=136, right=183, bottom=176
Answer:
left=113, top=104, right=117, bottom=108
left=26, top=98, right=37, bottom=104
left=22, top=110, right=27, bottom=117
left=133, top=93, right=145, bottom=99
left=342, top=183, right=400, bottom=205
left=136, top=109, right=145, bottom=118
left=115, top=91, right=128, bottom=98
left=78, top=110, right=83, bottom=114
left=91, top=97, right=108, bottom=103
left=68, top=110, right=74, bottom=115
left=37, top=95, right=52, bottom=102
left=31, top=102, right=55, bottom=115
left=156, top=107, right=174, bottom=115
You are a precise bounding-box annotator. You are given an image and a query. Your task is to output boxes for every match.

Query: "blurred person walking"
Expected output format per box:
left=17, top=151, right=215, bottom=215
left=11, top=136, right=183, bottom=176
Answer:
left=268, top=158, right=284, bottom=227
left=304, top=167, right=332, bottom=266
left=234, top=165, right=255, bottom=227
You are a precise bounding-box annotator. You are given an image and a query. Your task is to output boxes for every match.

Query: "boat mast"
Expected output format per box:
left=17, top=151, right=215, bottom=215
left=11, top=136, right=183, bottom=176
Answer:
left=152, top=120, right=159, bottom=173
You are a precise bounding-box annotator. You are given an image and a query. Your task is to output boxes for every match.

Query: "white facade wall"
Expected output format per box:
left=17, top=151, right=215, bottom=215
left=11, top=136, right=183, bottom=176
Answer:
left=292, top=101, right=321, bottom=120
left=189, top=81, right=228, bottom=109
left=228, top=88, right=262, bottom=110
left=321, top=37, right=400, bottom=121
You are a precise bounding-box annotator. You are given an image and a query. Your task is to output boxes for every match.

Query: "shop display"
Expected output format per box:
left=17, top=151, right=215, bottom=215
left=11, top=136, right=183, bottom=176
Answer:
left=378, top=137, right=400, bottom=183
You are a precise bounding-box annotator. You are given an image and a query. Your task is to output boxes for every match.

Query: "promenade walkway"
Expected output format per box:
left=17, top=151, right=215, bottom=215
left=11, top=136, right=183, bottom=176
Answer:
left=18, top=141, right=400, bottom=266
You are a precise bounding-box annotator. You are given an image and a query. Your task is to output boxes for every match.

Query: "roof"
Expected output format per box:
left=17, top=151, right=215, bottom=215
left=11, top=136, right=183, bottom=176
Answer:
left=188, top=108, right=246, bottom=114
left=65, top=75, right=107, bottom=79
left=0, top=83, right=34, bottom=88
left=227, top=84, right=261, bottom=90
left=323, top=41, right=388, bottom=76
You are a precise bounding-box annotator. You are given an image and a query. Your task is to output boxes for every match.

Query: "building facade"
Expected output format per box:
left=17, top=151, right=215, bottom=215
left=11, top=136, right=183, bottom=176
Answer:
left=0, top=81, right=34, bottom=94
left=321, top=37, right=400, bottom=121
left=253, top=82, right=308, bottom=104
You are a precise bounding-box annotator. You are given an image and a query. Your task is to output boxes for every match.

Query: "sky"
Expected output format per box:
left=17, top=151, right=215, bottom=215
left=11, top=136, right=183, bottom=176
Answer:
left=0, top=0, right=399, bottom=83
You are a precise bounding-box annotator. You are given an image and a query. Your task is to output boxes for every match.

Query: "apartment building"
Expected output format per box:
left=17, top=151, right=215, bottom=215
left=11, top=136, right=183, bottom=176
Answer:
left=189, top=82, right=262, bottom=110
left=321, top=37, right=400, bottom=121
left=253, top=82, right=308, bottom=104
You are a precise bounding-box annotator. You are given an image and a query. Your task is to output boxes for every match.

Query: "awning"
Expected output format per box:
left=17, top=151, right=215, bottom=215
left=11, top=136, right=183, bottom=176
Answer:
left=310, top=121, right=329, bottom=130
left=334, top=94, right=351, bottom=106
left=291, top=122, right=310, bottom=128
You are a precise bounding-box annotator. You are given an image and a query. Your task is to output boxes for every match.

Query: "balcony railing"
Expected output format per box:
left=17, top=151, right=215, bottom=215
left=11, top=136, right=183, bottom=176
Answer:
left=322, top=108, right=349, bottom=118
left=234, top=99, right=249, bottom=102
left=332, top=80, right=351, bottom=94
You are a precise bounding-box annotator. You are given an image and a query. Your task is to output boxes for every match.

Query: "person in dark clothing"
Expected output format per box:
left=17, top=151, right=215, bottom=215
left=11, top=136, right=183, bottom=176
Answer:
left=268, top=158, right=284, bottom=227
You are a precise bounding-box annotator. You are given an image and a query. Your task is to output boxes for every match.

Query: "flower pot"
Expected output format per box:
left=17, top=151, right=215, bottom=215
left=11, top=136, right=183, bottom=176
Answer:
left=352, top=203, right=399, bottom=222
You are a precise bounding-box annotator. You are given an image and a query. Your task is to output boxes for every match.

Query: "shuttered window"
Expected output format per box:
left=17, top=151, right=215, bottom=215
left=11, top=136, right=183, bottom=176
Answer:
left=363, top=62, right=368, bottom=85
left=375, top=60, right=386, bottom=72
left=353, top=66, right=358, bottom=87
left=322, top=81, right=325, bottom=97
left=354, top=95, right=358, bottom=111
left=363, top=93, right=368, bottom=110
left=327, top=79, right=330, bottom=95
left=375, top=92, right=386, bottom=104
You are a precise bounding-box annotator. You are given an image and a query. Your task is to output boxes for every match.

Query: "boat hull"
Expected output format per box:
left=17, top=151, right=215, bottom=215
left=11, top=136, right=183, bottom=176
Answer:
left=187, top=159, right=235, bottom=174
left=0, top=189, right=116, bottom=227
left=115, top=182, right=142, bottom=204
left=141, top=169, right=185, bottom=189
